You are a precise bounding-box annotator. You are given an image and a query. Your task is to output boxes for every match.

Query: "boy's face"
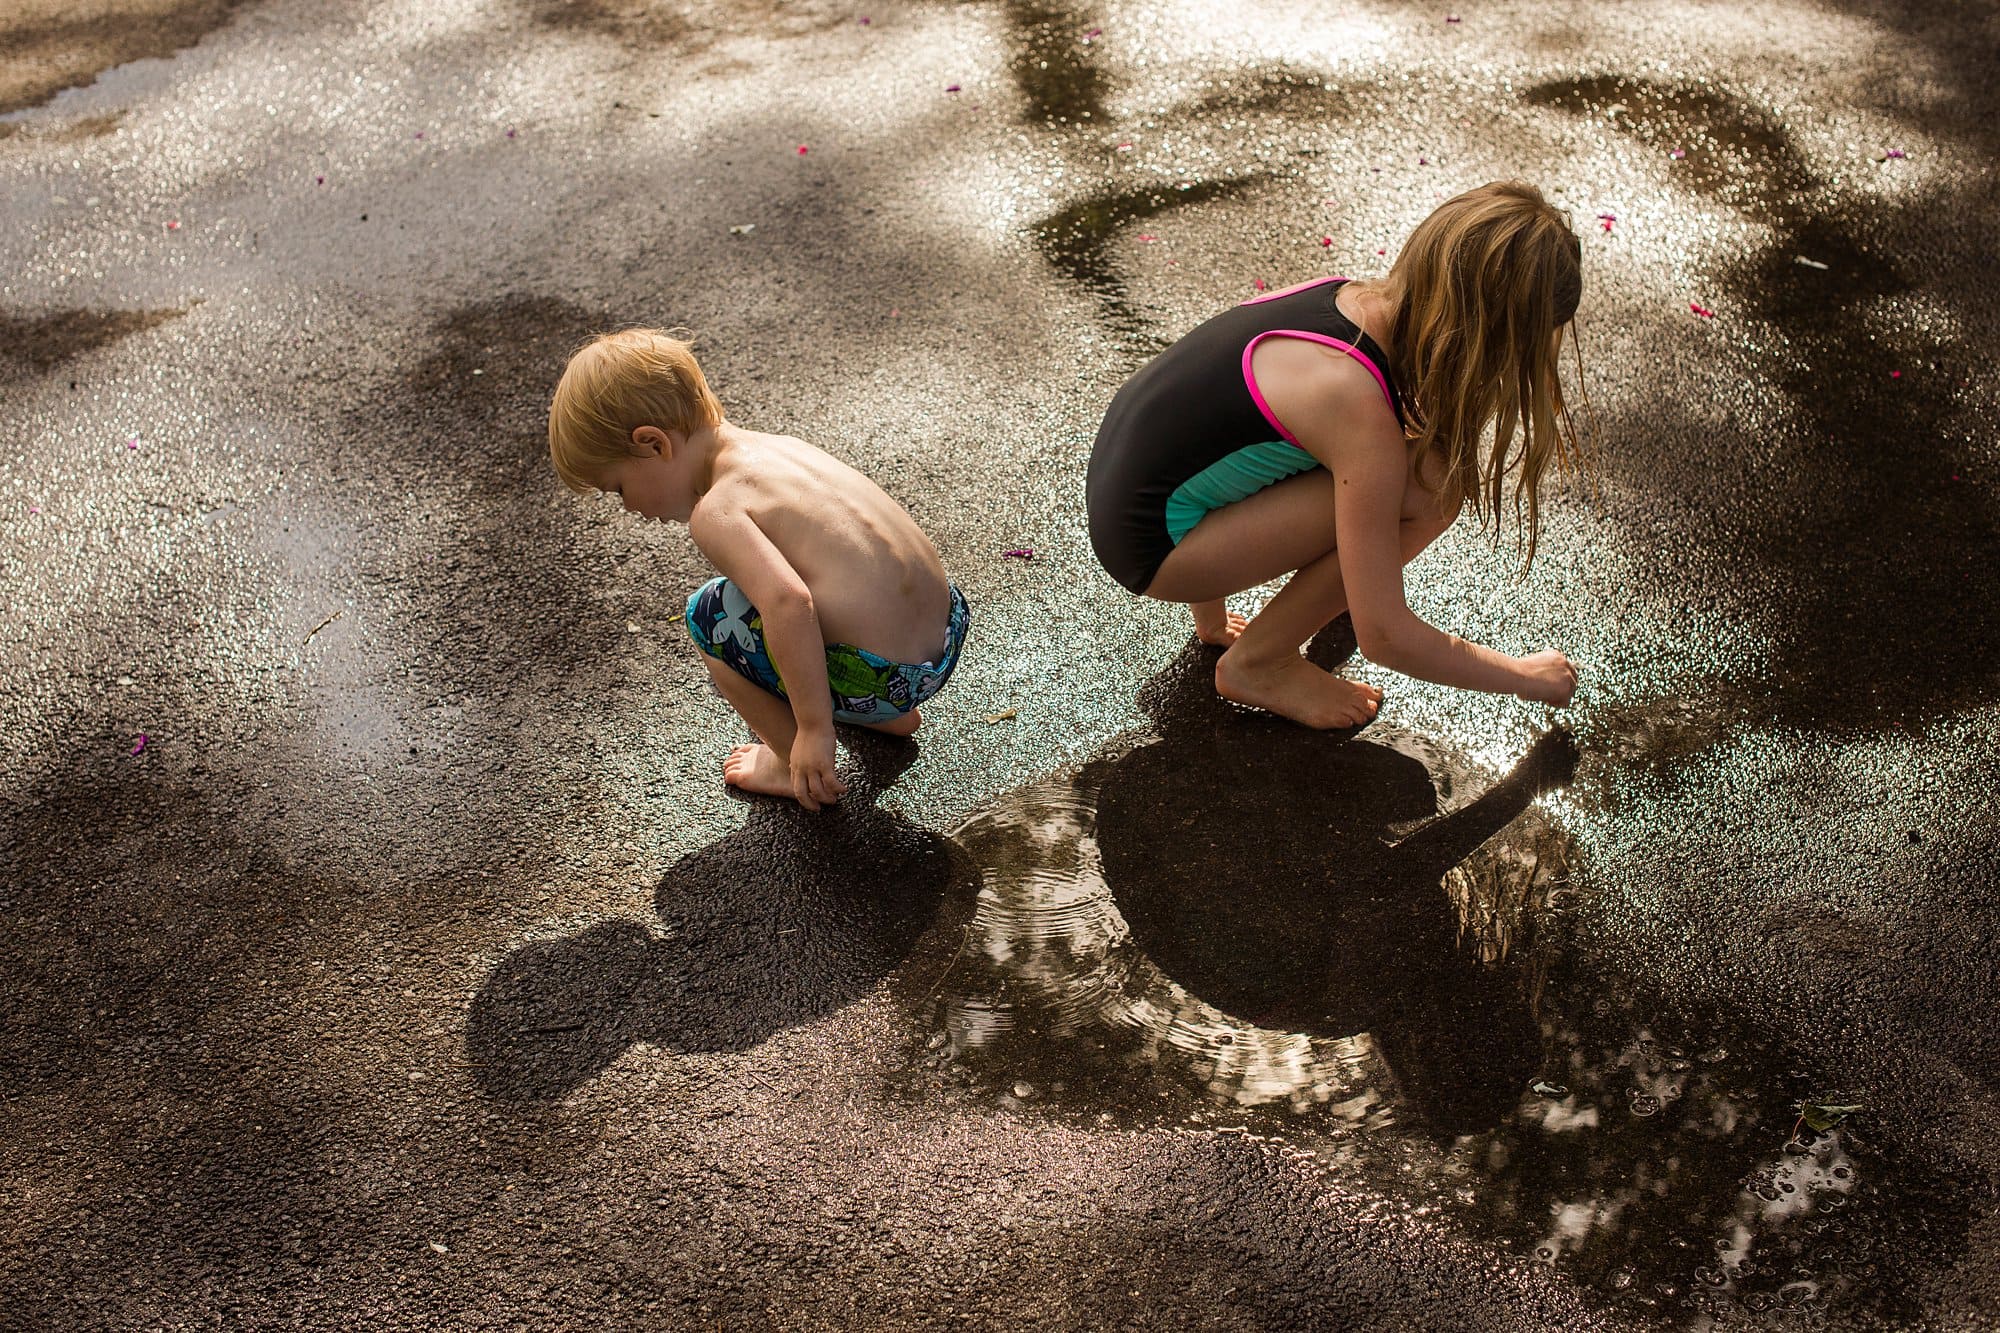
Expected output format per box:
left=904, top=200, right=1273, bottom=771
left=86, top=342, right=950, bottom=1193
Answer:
left=596, top=431, right=691, bottom=522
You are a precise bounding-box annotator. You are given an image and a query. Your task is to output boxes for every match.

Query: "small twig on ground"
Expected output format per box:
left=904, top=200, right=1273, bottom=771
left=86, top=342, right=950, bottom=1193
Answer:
left=302, top=609, right=346, bottom=645
left=925, top=925, right=973, bottom=1000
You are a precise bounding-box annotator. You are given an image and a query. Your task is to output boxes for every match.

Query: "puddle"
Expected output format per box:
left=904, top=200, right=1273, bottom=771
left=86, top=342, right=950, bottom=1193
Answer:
left=1031, top=176, right=1266, bottom=351
left=0, top=112, right=122, bottom=143
left=999, top=0, right=1108, bottom=129
left=0, top=0, right=253, bottom=116
left=0, top=306, right=187, bottom=380
left=1522, top=74, right=1812, bottom=215
left=1526, top=73, right=1998, bottom=729
left=889, top=648, right=1974, bottom=1324
left=524, top=0, right=853, bottom=55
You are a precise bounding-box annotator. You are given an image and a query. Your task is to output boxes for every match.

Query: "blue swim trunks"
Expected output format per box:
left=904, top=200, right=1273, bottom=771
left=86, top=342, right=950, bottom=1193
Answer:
left=685, top=577, right=971, bottom=726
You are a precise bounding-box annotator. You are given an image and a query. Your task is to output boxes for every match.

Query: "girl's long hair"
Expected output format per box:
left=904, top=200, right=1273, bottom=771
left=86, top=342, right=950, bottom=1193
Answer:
left=1380, top=181, right=1591, bottom=565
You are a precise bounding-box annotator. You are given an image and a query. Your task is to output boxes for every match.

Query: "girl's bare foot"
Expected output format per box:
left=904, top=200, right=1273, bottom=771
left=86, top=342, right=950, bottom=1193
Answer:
left=722, top=742, right=796, bottom=798
left=859, top=707, right=922, bottom=737
left=1192, top=599, right=1248, bottom=647
left=1214, top=648, right=1382, bottom=729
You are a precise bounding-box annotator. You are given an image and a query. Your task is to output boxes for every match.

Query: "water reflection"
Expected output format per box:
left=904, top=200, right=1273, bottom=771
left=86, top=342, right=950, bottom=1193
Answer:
left=894, top=641, right=1972, bottom=1323
left=897, top=639, right=1573, bottom=1131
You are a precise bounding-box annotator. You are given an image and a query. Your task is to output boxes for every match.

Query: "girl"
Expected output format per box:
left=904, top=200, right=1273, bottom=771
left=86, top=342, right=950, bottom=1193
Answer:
left=1086, top=180, right=1587, bottom=728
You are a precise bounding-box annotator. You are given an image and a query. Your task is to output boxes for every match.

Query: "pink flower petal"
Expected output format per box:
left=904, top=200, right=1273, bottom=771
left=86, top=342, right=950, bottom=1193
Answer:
left=1253, top=278, right=1266, bottom=291
left=1319, top=236, right=1334, bottom=247
left=1884, top=148, right=1906, bottom=159
left=130, top=734, right=147, bottom=755
left=797, top=145, right=809, bottom=155
left=166, top=220, right=180, bottom=231
left=315, top=174, right=325, bottom=185
left=1376, top=247, right=1386, bottom=255
left=945, top=84, right=961, bottom=93
left=1135, top=233, right=1157, bottom=242
left=1002, top=548, right=1036, bottom=560
left=1670, top=148, right=1686, bottom=159
left=506, top=128, right=517, bottom=139
left=859, top=15, right=870, bottom=23
left=126, top=438, right=140, bottom=449
left=1689, top=301, right=1715, bottom=318
left=1890, top=370, right=1902, bottom=379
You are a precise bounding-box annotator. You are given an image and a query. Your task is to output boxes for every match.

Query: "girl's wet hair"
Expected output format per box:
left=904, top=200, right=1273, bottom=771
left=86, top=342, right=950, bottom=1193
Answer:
left=1381, top=180, right=1592, bottom=565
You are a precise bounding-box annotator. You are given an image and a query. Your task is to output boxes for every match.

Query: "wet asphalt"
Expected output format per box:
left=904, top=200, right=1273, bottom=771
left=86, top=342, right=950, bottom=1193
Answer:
left=3, top=0, right=1998, bottom=1329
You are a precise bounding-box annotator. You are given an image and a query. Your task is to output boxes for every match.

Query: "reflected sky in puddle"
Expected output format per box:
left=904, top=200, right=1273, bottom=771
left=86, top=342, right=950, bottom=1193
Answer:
left=891, top=661, right=1967, bottom=1325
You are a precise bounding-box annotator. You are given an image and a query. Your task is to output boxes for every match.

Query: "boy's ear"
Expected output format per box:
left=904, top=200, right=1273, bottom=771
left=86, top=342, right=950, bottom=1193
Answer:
left=629, top=425, right=671, bottom=458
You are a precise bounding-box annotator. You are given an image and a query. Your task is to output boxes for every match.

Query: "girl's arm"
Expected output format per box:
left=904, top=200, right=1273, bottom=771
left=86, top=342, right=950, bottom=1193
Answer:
left=1280, top=357, right=1559, bottom=699
left=688, top=504, right=845, bottom=804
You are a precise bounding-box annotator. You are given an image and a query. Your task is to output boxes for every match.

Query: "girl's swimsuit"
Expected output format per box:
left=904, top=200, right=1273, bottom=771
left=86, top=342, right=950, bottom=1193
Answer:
left=686, top=577, right=970, bottom=726
left=1085, top=277, right=1404, bottom=595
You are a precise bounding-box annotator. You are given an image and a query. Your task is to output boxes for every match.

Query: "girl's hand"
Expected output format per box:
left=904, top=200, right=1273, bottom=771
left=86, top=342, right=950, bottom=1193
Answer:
left=789, top=726, right=848, bottom=811
left=1514, top=650, right=1578, bottom=707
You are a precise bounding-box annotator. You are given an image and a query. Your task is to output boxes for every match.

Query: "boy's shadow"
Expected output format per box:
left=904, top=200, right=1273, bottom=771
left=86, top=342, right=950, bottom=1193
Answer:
left=467, top=735, right=952, bottom=1103
left=1096, top=626, right=1576, bottom=1134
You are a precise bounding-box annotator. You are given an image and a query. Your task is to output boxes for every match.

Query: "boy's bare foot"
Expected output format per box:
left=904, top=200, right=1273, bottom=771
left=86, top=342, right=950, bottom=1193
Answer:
left=1191, top=599, right=1248, bottom=647
left=1215, top=648, right=1382, bottom=729
left=858, top=707, right=922, bottom=737
left=722, top=743, right=797, bottom=798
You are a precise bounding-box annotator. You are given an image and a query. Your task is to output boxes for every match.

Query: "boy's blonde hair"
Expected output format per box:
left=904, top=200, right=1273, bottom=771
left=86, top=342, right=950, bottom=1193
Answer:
left=1382, top=180, right=1592, bottom=565
left=548, top=328, right=724, bottom=493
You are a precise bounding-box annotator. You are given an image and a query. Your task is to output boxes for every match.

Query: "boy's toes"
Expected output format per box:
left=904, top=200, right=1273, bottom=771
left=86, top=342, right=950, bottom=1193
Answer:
left=722, top=743, right=794, bottom=798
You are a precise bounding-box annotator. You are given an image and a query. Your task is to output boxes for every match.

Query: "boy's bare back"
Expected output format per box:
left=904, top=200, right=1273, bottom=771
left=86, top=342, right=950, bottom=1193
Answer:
left=691, top=426, right=953, bottom=665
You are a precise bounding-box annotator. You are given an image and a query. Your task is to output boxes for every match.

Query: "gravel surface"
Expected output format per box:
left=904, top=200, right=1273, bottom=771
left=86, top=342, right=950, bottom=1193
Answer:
left=3, top=1, right=1996, bottom=1328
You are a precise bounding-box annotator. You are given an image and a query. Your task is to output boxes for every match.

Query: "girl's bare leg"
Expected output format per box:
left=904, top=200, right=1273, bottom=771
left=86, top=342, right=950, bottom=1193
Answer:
left=703, top=655, right=804, bottom=798
left=1145, top=471, right=1449, bottom=729
left=1191, top=600, right=1249, bottom=646
left=1214, top=548, right=1381, bottom=727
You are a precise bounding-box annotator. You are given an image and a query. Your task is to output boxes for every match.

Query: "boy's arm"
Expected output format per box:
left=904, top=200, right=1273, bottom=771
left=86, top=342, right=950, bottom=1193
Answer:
left=688, top=504, right=846, bottom=804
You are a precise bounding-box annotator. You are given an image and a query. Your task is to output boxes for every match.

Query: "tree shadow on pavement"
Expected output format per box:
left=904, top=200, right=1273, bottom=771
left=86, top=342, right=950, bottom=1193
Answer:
left=1097, top=634, right=1576, bottom=1136
left=468, top=734, right=954, bottom=1103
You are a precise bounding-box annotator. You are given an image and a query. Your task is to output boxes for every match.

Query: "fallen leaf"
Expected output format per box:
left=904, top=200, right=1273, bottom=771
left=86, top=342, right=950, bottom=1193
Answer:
left=985, top=709, right=1018, bottom=724
left=729, top=223, right=755, bottom=235
left=1795, top=255, right=1828, bottom=269
left=1798, top=1101, right=1863, bottom=1133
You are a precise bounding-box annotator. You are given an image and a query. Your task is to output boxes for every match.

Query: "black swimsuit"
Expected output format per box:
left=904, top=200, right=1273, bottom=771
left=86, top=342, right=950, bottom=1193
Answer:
left=1085, top=278, right=1404, bottom=595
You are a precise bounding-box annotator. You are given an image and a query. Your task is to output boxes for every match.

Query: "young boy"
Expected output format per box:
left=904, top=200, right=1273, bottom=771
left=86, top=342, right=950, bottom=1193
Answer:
left=548, top=329, right=969, bottom=810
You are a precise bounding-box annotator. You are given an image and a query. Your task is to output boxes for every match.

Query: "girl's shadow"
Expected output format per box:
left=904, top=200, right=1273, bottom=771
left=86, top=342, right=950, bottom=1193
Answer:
left=1097, top=630, right=1575, bottom=1134
left=467, top=735, right=953, bottom=1103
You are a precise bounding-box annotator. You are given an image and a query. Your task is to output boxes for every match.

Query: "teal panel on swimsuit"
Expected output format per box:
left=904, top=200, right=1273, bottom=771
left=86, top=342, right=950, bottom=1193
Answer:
left=1164, top=440, right=1321, bottom=544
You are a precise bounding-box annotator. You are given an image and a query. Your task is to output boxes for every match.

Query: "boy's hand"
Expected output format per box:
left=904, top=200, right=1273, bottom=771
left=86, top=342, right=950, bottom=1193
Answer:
left=789, top=726, right=848, bottom=811
left=1513, top=649, right=1578, bottom=707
